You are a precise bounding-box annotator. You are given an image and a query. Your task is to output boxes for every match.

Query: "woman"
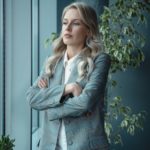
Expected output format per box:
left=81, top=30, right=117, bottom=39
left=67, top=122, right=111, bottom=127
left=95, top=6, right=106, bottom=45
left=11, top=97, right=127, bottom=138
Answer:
left=27, top=2, right=111, bottom=150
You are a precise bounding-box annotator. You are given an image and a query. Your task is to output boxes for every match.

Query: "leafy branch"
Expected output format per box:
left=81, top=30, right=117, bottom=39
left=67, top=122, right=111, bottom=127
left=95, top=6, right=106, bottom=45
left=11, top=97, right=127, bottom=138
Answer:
left=100, top=0, right=150, bottom=73
left=100, top=0, right=150, bottom=146
left=105, top=95, right=147, bottom=145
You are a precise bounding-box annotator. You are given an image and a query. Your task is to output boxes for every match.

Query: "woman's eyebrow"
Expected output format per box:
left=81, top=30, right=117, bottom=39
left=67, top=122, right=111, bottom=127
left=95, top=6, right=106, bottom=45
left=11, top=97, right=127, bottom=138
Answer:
left=63, top=18, right=82, bottom=22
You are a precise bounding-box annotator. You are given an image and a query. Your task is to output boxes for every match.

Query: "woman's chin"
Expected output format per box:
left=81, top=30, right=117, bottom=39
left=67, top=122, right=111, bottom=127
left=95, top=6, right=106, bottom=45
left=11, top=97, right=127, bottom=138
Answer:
left=63, top=40, right=74, bottom=46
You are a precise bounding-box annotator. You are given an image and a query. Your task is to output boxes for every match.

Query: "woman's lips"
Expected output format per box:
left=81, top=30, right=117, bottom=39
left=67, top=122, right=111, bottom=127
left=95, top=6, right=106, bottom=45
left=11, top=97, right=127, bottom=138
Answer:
left=64, top=34, right=72, bottom=38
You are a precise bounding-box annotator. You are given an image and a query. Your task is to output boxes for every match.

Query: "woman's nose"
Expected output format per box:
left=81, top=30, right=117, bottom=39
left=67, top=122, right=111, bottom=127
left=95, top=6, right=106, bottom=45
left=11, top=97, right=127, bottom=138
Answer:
left=65, top=23, right=72, bottom=31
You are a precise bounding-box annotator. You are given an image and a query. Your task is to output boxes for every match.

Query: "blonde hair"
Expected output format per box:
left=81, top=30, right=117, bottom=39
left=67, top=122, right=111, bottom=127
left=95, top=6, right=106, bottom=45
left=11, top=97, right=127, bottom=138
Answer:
left=45, top=2, right=103, bottom=79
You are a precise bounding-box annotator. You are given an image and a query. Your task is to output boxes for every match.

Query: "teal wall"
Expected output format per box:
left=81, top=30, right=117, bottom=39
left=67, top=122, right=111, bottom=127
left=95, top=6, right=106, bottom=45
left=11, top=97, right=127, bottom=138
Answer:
left=109, top=2, right=150, bottom=150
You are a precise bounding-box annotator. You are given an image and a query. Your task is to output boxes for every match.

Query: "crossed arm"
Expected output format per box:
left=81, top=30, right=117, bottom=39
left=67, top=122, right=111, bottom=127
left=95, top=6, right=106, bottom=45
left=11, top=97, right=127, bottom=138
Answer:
left=26, top=53, right=111, bottom=120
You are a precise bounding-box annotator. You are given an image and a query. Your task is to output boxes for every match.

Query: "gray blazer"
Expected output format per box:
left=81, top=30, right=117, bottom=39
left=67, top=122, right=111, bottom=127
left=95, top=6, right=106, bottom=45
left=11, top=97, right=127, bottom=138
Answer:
left=27, top=53, right=111, bottom=150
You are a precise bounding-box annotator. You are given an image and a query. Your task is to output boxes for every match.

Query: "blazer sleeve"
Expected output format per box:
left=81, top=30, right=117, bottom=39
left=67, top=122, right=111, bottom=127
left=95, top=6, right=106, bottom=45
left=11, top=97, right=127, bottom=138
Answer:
left=47, top=53, right=111, bottom=120
left=26, top=63, right=65, bottom=110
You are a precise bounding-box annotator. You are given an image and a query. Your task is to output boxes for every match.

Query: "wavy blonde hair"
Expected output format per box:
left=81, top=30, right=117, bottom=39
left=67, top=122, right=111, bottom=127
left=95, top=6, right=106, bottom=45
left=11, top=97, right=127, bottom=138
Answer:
left=45, top=2, right=103, bottom=79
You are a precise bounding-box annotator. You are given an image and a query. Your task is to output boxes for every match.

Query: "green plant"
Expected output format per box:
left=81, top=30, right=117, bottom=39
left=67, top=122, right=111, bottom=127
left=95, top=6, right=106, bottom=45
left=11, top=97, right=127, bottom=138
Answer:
left=100, top=0, right=149, bottom=146
left=100, top=0, right=150, bottom=73
left=104, top=96, right=147, bottom=145
left=0, top=135, right=15, bottom=150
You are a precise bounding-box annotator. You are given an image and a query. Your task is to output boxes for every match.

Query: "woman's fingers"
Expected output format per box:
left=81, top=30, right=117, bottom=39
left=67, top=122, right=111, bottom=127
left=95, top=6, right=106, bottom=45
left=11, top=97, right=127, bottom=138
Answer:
left=38, top=79, right=48, bottom=88
left=73, top=83, right=82, bottom=96
left=64, top=83, right=82, bottom=97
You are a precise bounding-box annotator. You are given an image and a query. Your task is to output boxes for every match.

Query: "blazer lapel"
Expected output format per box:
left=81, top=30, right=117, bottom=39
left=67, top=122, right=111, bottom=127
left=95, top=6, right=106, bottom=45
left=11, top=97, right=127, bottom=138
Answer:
left=53, top=54, right=82, bottom=85
left=52, top=56, right=65, bottom=85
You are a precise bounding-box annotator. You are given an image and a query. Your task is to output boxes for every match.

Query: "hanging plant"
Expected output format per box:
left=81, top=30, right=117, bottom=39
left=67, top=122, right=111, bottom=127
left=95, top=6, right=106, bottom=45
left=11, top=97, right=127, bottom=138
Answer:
left=100, top=0, right=150, bottom=146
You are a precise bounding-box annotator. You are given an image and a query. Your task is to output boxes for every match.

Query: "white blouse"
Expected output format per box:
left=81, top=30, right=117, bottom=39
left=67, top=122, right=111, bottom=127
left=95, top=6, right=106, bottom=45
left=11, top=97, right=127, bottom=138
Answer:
left=56, top=51, right=79, bottom=150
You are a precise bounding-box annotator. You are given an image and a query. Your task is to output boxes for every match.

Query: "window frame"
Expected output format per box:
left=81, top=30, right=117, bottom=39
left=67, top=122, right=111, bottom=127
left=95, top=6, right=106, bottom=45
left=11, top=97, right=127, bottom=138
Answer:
left=0, top=0, right=5, bottom=136
left=31, top=0, right=40, bottom=134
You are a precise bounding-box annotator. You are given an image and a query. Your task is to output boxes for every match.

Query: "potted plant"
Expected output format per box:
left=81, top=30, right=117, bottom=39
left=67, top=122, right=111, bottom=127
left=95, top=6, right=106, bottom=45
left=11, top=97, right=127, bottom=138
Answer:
left=0, top=135, right=15, bottom=150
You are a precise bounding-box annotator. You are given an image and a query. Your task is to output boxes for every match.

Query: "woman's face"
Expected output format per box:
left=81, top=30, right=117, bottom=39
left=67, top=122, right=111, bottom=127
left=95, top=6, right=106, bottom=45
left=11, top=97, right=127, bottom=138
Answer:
left=62, top=8, right=89, bottom=49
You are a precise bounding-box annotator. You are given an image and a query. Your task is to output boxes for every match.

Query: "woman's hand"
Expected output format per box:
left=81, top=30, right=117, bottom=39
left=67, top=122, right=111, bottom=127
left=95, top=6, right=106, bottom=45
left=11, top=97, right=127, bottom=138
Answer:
left=38, top=78, right=48, bottom=88
left=64, top=83, right=82, bottom=96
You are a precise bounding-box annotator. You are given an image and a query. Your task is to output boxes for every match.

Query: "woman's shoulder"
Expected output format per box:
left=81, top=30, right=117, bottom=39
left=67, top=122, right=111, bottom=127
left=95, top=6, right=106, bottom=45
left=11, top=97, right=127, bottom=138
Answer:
left=94, top=52, right=111, bottom=63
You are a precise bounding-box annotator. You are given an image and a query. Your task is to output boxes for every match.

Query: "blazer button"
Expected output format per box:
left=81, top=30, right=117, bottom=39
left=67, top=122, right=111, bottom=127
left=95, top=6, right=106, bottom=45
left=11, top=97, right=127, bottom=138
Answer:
left=68, top=140, right=73, bottom=145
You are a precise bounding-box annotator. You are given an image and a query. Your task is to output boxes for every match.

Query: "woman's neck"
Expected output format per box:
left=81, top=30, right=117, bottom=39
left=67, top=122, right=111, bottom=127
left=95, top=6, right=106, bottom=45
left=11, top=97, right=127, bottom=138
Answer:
left=66, top=45, right=84, bottom=59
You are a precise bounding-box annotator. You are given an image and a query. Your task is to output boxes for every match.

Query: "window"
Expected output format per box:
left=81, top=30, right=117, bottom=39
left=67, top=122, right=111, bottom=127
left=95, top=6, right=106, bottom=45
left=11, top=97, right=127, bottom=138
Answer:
left=31, top=0, right=57, bottom=149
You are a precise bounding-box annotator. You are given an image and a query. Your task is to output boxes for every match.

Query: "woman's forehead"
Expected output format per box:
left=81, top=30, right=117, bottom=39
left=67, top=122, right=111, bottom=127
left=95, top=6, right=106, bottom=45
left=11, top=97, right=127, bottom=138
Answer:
left=63, top=8, right=82, bottom=20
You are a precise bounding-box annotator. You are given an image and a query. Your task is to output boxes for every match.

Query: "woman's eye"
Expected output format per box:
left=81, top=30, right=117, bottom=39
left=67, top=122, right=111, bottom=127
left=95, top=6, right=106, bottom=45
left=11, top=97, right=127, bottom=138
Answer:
left=62, top=21, right=81, bottom=27
left=72, top=22, right=80, bottom=26
left=62, top=22, right=67, bottom=25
